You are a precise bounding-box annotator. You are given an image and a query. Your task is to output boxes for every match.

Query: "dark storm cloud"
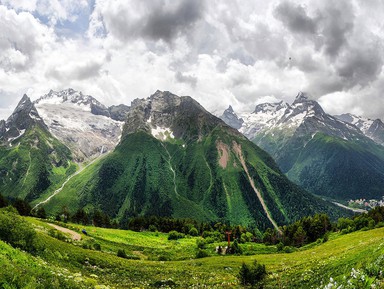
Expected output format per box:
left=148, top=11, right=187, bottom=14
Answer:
left=318, top=0, right=355, bottom=58
left=142, top=0, right=204, bottom=43
left=336, top=46, right=383, bottom=88
left=274, top=1, right=317, bottom=35
left=103, top=0, right=205, bottom=44
left=175, top=71, right=197, bottom=88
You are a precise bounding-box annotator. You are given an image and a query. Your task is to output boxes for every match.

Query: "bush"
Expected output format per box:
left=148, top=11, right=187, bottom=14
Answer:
left=238, top=260, right=267, bottom=288
left=195, top=248, right=209, bottom=259
left=48, top=229, right=67, bottom=242
left=117, top=249, right=127, bottom=258
left=228, top=239, right=242, bottom=255
left=189, top=227, right=199, bottom=236
left=168, top=230, right=185, bottom=240
left=148, top=224, right=157, bottom=232
left=196, top=238, right=206, bottom=249
left=93, top=243, right=101, bottom=251
left=0, top=207, right=37, bottom=252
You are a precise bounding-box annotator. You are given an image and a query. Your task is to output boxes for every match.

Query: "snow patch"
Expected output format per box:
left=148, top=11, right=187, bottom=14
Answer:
left=151, top=126, right=174, bottom=141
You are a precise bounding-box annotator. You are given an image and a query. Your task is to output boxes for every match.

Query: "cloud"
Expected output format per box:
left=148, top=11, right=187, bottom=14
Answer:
left=274, top=1, right=317, bottom=35
left=175, top=71, right=197, bottom=88
left=317, top=0, right=355, bottom=58
left=91, top=0, right=205, bottom=44
left=1, top=0, right=384, bottom=122
left=0, top=5, right=54, bottom=72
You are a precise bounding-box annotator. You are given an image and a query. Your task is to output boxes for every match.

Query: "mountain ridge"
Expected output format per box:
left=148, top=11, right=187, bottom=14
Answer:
left=220, top=93, right=384, bottom=201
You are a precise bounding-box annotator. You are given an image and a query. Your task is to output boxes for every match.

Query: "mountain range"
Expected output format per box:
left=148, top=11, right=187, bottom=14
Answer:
left=0, top=89, right=348, bottom=230
left=220, top=92, right=384, bottom=201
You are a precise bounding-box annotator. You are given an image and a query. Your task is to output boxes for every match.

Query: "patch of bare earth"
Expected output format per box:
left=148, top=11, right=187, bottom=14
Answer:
left=217, top=141, right=229, bottom=169
left=48, top=223, right=82, bottom=241
left=232, top=141, right=281, bottom=234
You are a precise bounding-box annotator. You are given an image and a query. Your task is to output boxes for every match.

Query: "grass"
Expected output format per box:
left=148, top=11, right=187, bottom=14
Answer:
left=1, top=217, right=380, bottom=288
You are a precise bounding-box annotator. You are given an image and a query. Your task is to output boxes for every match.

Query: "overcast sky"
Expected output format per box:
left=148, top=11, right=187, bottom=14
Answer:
left=1, top=0, right=384, bottom=120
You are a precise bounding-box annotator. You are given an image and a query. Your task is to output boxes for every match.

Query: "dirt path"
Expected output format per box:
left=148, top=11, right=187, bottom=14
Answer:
left=48, top=223, right=82, bottom=241
left=233, top=142, right=282, bottom=234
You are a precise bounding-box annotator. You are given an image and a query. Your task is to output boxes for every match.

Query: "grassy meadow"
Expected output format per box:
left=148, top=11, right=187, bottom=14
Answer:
left=1, top=215, right=383, bottom=288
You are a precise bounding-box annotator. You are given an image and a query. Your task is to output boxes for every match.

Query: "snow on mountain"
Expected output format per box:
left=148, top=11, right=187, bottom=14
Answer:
left=221, top=92, right=362, bottom=142
left=335, top=113, right=384, bottom=145
left=34, top=89, right=124, bottom=161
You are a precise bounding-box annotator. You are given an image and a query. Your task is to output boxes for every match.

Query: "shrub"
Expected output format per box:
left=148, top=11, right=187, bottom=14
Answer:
left=238, top=260, right=267, bottom=288
left=148, top=224, right=157, bottom=232
left=196, top=238, right=206, bottom=249
left=228, top=239, right=242, bottom=255
left=168, top=230, right=185, bottom=240
left=48, top=229, right=67, bottom=242
left=0, top=207, right=37, bottom=252
left=189, top=227, right=199, bottom=236
left=117, top=249, right=127, bottom=258
left=195, top=248, right=209, bottom=259
left=93, top=243, right=101, bottom=251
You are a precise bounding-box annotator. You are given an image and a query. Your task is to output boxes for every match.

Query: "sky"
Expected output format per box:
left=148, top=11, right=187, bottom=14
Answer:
left=1, top=0, right=384, bottom=120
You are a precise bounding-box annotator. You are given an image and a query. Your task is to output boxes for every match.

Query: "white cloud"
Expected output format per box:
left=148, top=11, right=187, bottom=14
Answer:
left=1, top=0, right=384, bottom=122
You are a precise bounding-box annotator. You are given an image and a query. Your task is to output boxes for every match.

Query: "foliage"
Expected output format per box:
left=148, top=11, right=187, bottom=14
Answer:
left=0, top=207, right=37, bottom=252
left=238, top=260, right=267, bottom=288
left=117, top=249, right=127, bottom=258
left=168, top=230, right=185, bottom=240
left=196, top=248, right=210, bottom=259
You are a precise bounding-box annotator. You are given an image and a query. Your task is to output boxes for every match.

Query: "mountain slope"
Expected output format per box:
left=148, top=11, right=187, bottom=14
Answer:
left=43, top=91, right=347, bottom=230
left=0, top=95, right=75, bottom=202
left=221, top=92, right=384, bottom=201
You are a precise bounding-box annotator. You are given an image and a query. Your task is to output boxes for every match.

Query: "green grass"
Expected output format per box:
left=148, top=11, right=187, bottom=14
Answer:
left=2, top=217, right=381, bottom=288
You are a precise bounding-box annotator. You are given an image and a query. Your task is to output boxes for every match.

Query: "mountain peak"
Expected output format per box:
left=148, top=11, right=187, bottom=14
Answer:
left=220, top=105, right=243, bottom=129
left=295, top=91, right=309, bottom=101
left=1, top=94, right=46, bottom=143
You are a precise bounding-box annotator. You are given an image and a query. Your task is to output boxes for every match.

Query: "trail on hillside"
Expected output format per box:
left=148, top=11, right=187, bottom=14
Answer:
left=32, top=149, right=107, bottom=210
left=48, top=223, right=81, bottom=241
left=232, top=142, right=281, bottom=234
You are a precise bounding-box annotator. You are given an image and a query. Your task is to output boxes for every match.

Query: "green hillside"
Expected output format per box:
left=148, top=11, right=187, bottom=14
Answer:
left=1, top=211, right=383, bottom=288
left=283, top=132, right=384, bottom=200
left=42, top=126, right=346, bottom=230
left=0, top=124, right=76, bottom=202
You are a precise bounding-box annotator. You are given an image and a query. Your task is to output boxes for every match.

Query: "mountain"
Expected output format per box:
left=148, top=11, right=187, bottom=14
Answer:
left=0, top=95, right=75, bottom=202
left=41, top=90, right=347, bottom=230
left=219, top=105, right=244, bottom=129
left=335, top=113, right=384, bottom=145
left=34, top=89, right=125, bottom=161
left=221, top=92, right=384, bottom=201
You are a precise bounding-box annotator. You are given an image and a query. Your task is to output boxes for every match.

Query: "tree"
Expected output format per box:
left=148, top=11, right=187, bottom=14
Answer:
left=12, top=198, right=31, bottom=216
left=238, top=260, right=267, bottom=288
left=0, top=193, right=7, bottom=208
left=35, top=207, right=46, bottom=219
left=293, top=225, right=307, bottom=247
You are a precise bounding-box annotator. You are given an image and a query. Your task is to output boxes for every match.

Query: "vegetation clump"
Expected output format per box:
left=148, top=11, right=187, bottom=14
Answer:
left=0, top=206, right=37, bottom=252
left=238, top=260, right=267, bottom=288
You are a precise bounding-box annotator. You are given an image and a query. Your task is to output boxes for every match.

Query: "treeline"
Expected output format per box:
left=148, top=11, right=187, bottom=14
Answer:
left=1, top=192, right=384, bottom=250
left=262, top=207, right=384, bottom=248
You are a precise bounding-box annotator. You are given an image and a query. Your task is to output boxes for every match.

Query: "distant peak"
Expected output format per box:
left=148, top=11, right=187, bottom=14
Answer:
left=295, top=91, right=309, bottom=101
left=226, top=105, right=234, bottom=113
